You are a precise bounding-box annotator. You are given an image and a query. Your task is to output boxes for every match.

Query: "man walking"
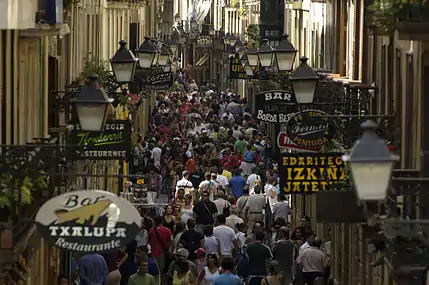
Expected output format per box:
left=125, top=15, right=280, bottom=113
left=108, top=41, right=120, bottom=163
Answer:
left=297, top=237, right=330, bottom=285
left=245, top=185, right=265, bottom=235
left=193, top=190, right=218, bottom=233
left=148, top=216, right=172, bottom=276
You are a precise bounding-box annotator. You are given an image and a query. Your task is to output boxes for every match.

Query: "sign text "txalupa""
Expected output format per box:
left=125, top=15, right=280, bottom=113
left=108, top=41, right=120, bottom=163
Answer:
left=279, top=154, right=345, bottom=194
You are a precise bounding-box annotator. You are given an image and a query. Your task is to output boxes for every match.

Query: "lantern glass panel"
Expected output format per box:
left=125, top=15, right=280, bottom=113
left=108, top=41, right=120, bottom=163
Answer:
left=76, top=103, right=108, bottom=131
left=350, top=161, right=394, bottom=200
left=291, top=79, right=317, bottom=104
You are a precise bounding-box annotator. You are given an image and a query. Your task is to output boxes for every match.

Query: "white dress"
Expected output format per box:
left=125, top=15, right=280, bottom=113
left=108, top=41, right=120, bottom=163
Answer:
left=203, top=266, right=219, bottom=285
left=181, top=207, right=194, bottom=224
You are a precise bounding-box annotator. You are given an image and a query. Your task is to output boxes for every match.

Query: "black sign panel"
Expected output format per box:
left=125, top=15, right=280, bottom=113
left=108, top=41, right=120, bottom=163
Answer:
left=142, top=72, right=174, bottom=90
left=316, top=191, right=366, bottom=223
left=279, top=153, right=345, bottom=194
left=286, top=109, right=336, bottom=148
left=69, top=120, right=131, bottom=160
left=255, top=90, right=297, bottom=123
left=229, top=57, right=260, bottom=79
left=197, top=35, right=213, bottom=47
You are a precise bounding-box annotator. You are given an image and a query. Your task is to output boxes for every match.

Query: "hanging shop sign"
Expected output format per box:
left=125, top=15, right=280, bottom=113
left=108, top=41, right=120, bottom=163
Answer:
left=70, top=120, right=131, bottom=160
left=197, top=35, right=213, bottom=47
left=279, top=153, right=345, bottom=194
left=142, top=72, right=174, bottom=90
left=229, top=57, right=260, bottom=79
left=255, top=90, right=297, bottom=123
left=286, top=109, right=336, bottom=148
left=35, top=190, right=141, bottom=253
left=277, top=132, right=320, bottom=152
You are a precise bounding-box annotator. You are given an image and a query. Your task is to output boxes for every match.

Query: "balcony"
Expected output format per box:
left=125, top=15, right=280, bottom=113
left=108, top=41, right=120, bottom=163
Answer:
left=396, top=1, right=429, bottom=40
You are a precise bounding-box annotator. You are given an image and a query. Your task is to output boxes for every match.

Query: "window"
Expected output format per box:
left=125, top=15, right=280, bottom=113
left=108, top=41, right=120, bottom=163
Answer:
left=405, top=52, right=414, bottom=168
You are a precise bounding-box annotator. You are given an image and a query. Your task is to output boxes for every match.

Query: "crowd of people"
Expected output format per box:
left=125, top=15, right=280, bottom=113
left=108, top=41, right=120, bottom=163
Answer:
left=67, top=73, right=332, bottom=285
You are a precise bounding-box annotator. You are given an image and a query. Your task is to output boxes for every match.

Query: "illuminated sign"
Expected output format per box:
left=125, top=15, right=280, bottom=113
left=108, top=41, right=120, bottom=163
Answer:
left=279, top=153, right=345, bottom=194
left=228, top=57, right=260, bottom=79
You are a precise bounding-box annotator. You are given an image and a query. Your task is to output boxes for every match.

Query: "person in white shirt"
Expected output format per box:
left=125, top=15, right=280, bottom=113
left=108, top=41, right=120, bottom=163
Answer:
left=247, top=170, right=261, bottom=195
left=216, top=168, right=229, bottom=192
left=151, top=144, right=162, bottom=169
left=213, top=191, right=231, bottom=215
left=176, top=171, right=195, bottom=198
left=225, top=206, right=244, bottom=232
left=264, top=177, right=278, bottom=213
left=213, top=214, right=238, bottom=257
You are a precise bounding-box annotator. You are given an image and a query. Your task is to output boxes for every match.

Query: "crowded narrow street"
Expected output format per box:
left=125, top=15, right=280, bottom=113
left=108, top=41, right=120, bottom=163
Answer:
left=0, top=0, right=428, bottom=284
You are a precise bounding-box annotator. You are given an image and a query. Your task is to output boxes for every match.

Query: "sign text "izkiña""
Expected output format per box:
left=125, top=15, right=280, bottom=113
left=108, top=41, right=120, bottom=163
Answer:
left=279, top=154, right=345, bottom=194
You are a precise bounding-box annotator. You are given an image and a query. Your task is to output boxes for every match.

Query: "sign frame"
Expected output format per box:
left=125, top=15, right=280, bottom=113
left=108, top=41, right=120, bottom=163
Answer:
left=69, top=120, right=131, bottom=160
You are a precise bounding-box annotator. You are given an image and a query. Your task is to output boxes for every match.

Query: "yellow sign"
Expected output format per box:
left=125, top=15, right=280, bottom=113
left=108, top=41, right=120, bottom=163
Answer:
left=279, top=153, right=345, bottom=194
left=137, top=179, right=145, bottom=185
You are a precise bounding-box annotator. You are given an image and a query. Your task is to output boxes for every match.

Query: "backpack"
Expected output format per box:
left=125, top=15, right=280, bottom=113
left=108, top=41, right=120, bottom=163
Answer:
left=223, top=204, right=230, bottom=217
left=148, top=172, right=160, bottom=191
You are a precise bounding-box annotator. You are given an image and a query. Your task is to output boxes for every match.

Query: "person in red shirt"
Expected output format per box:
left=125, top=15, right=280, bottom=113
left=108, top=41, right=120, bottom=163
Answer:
left=148, top=216, right=172, bottom=276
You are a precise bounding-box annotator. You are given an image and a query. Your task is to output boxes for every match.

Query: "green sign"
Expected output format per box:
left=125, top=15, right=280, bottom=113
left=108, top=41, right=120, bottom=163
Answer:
left=229, top=57, right=260, bottom=79
left=69, top=120, right=131, bottom=160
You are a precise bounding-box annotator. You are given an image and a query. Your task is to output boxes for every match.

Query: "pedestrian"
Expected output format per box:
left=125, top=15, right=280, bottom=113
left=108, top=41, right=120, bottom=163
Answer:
left=229, top=169, right=246, bottom=199
left=246, top=231, right=272, bottom=284
left=180, top=218, right=204, bottom=262
left=128, top=259, right=156, bottom=285
left=197, top=253, right=220, bottom=285
left=236, top=187, right=249, bottom=221
left=176, top=170, right=195, bottom=199
left=297, top=237, right=330, bottom=285
left=78, top=254, right=108, bottom=285
left=203, top=225, right=222, bottom=256
left=194, top=248, right=207, bottom=277
left=213, top=191, right=231, bottom=216
left=272, top=226, right=295, bottom=285
left=172, top=258, right=197, bottom=285
left=212, top=257, right=242, bottom=285
left=225, top=206, right=244, bottom=232
left=245, top=185, right=265, bottom=235
left=260, top=261, right=282, bottom=285
left=213, top=214, right=238, bottom=259
left=148, top=215, right=172, bottom=276
left=193, top=190, right=218, bottom=233
left=167, top=248, right=198, bottom=281
left=57, top=275, right=68, bottom=285
left=272, top=194, right=290, bottom=222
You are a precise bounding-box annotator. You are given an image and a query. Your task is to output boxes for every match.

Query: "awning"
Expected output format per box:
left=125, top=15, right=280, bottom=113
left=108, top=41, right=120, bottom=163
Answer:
left=196, top=54, right=209, bottom=67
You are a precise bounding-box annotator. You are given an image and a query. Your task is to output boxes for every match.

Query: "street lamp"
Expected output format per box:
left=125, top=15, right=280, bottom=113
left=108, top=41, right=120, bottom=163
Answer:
left=247, top=43, right=259, bottom=67
left=238, top=45, right=247, bottom=61
left=258, top=39, right=274, bottom=68
left=342, top=120, right=399, bottom=201
left=240, top=53, right=249, bottom=66
left=229, top=34, right=238, bottom=46
left=109, top=40, right=139, bottom=84
left=289, top=56, right=319, bottom=104
left=234, top=39, right=243, bottom=53
left=136, top=37, right=158, bottom=68
left=166, top=36, right=179, bottom=54
left=157, top=46, right=170, bottom=67
left=275, top=34, right=297, bottom=72
left=223, top=33, right=232, bottom=46
left=174, top=13, right=180, bottom=23
left=227, top=45, right=236, bottom=59
left=71, top=74, right=113, bottom=132
left=190, top=18, right=198, bottom=32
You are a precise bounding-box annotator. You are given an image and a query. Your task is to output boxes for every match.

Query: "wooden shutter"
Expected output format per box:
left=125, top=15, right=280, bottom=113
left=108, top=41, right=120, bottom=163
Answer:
left=380, top=45, right=386, bottom=114
left=386, top=39, right=394, bottom=114
left=405, top=52, right=414, bottom=169
left=395, top=48, right=402, bottom=160
left=353, top=0, right=361, bottom=79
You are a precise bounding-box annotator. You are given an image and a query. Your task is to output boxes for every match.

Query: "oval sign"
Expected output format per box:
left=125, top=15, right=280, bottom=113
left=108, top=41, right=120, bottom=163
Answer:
left=286, top=109, right=336, bottom=148
left=35, top=190, right=141, bottom=253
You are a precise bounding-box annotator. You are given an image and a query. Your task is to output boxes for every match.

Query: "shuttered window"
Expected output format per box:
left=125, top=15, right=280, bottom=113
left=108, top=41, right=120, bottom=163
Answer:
left=405, top=52, right=414, bottom=168
left=386, top=41, right=394, bottom=114
left=380, top=45, right=387, bottom=114
left=395, top=49, right=402, bottom=160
